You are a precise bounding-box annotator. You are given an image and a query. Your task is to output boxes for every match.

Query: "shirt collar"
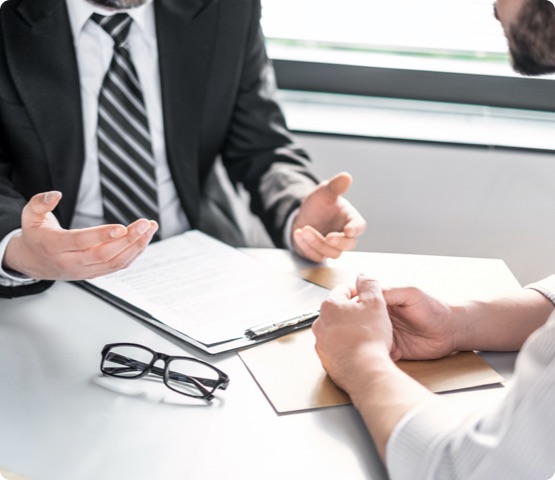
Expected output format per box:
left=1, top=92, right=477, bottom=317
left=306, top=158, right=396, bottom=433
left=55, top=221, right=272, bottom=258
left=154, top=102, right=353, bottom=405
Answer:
left=65, top=0, right=155, bottom=42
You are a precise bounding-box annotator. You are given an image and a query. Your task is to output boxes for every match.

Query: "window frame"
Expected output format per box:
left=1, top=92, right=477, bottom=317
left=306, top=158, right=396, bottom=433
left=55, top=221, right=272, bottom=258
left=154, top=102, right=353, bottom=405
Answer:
left=272, top=59, right=555, bottom=113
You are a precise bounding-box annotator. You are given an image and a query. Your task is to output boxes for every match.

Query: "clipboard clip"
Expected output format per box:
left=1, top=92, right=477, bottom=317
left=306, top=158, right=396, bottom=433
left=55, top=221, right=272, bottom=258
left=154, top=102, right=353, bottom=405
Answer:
left=244, top=311, right=320, bottom=339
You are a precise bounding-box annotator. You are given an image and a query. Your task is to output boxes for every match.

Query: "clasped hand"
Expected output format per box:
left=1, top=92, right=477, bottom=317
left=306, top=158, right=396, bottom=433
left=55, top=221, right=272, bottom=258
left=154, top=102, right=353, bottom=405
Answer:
left=312, top=274, right=456, bottom=394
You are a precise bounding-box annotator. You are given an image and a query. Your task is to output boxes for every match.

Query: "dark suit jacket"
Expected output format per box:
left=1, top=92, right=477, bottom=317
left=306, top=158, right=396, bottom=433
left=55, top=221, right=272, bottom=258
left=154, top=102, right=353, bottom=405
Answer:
left=0, top=0, right=319, bottom=298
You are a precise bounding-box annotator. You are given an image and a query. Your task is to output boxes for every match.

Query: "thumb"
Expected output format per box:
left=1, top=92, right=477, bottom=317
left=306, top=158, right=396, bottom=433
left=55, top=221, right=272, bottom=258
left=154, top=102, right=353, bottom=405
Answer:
left=324, top=172, right=352, bottom=197
left=355, top=274, right=384, bottom=303
left=24, top=191, right=63, bottom=218
left=382, top=286, right=420, bottom=308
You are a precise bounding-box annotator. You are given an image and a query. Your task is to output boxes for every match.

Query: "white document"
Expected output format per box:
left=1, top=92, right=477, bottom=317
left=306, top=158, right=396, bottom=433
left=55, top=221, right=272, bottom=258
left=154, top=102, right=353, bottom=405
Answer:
left=85, top=231, right=328, bottom=351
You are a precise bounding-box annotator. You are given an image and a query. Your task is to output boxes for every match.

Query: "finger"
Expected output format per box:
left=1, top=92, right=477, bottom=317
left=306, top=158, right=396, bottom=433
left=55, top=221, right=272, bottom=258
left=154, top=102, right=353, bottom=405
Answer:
left=327, top=284, right=354, bottom=302
left=324, top=172, right=352, bottom=197
left=23, top=191, right=63, bottom=223
left=79, top=223, right=158, bottom=278
left=311, top=316, right=321, bottom=335
left=106, top=223, right=158, bottom=271
left=294, top=238, right=326, bottom=262
left=294, top=226, right=343, bottom=260
left=355, top=274, right=384, bottom=303
left=390, top=344, right=402, bottom=362
left=293, top=228, right=326, bottom=262
left=79, top=221, right=157, bottom=267
left=325, top=232, right=358, bottom=252
left=62, top=218, right=155, bottom=253
left=340, top=204, right=367, bottom=238
left=382, top=286, right=418, bottom=307
left=52, top=223, right=130, bottom=253
left=318, top=285, right=355, bottom=326
left=115, top=221, right=158, bottom=269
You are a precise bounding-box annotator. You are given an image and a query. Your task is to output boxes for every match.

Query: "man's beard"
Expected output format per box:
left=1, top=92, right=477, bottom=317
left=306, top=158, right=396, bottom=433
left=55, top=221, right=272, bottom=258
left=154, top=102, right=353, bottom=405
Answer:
left=87, top=0, right=149, bottom=9
left=507, top=0, right=555, bottom=76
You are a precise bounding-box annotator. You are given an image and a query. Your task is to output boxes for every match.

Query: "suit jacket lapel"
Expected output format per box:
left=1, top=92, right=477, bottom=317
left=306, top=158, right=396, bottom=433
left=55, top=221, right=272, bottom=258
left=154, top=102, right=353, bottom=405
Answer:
left=155, top=0, right=217, bottom=228
left=4, top=0, right=84, bottom=227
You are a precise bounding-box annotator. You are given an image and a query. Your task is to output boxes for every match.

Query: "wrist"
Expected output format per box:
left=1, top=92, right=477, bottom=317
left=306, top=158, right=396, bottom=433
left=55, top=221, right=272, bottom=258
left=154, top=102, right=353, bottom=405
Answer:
left=0, top=231, right=38, bottom=284
left=342, top=346, right=396, bottom=401
left=3, top=232, right=22, bottom=272
left=450, top=303, right=474, bottom=352
left=454, top=289, right=550, bottom=352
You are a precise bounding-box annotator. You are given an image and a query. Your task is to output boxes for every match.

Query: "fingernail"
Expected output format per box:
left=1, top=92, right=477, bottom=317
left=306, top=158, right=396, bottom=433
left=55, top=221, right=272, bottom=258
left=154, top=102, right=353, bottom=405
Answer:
left=110, top=226, right=127, bottom=238
left=43, top=191, right=61, bottom=204
left=137, top=221, right=150, bottom=235
left=304, top=230, right=316, bottom=241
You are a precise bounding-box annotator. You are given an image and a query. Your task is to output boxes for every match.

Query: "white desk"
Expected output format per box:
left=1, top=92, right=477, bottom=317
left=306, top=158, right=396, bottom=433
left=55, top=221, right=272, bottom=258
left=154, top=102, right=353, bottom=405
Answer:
left=0, top=249, right=521, bottom=480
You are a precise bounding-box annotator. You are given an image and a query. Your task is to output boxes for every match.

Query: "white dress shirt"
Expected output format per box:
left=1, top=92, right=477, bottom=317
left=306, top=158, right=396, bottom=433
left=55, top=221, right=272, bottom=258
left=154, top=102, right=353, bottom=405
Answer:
left=386, top=277, right=555, bottom=480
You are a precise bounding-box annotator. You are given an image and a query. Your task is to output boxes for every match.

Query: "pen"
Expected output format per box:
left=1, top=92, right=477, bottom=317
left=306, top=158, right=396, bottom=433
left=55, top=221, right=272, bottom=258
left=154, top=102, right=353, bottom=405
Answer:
left=245, top=311, right=320, bottom=339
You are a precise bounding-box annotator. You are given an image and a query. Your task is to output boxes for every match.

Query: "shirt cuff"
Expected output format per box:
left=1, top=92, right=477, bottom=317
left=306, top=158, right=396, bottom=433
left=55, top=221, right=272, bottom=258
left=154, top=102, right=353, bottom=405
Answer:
left=524, top=275, right=555, bottom=307
left=0, top=229, right=37, bottom=286
left=283, top=207, right=299, bottom=251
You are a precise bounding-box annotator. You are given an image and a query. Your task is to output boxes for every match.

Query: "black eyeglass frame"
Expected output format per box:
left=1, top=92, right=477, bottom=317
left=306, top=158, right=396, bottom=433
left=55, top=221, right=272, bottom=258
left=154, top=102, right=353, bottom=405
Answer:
left=100, top=342, right=230, bottom=401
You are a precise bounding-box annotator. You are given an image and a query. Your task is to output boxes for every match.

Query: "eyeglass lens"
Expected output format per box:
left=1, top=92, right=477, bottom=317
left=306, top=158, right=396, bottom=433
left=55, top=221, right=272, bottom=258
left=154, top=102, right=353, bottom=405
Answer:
left=165, top=358, right=221, bottom=397
left=102, top=344, right=154, bottom=378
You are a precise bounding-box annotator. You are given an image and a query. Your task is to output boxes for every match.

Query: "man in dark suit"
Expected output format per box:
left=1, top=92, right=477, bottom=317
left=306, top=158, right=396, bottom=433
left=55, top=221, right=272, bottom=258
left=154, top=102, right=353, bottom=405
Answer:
left=0, top=0, right=366, bottom=298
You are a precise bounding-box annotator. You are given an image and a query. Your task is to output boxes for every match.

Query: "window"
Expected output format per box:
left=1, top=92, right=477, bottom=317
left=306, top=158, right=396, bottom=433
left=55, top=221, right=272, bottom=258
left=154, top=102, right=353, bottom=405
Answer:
left=261, top=0, right=555, bottom=112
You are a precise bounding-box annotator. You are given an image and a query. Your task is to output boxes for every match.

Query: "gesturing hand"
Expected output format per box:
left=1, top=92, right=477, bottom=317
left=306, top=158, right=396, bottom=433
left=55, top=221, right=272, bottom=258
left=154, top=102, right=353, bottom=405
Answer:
left=292, top=172, right=366, bottom=262
left=3, top=191, right=158, bottom=281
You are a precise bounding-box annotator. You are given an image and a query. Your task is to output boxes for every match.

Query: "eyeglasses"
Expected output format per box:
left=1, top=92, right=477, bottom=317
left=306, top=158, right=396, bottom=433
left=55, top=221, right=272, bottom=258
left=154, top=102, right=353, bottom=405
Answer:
left=100, top=343, right=230, bottom=401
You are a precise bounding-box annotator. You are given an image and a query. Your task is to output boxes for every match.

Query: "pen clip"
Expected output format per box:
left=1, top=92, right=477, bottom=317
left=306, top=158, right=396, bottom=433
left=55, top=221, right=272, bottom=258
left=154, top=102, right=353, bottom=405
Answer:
left=245, top=311, right=320, bottom=339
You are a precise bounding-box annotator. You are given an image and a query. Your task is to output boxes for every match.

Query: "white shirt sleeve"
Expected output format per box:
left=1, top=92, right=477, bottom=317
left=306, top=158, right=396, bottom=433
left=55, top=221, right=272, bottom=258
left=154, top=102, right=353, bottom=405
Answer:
left=0, top=229, right=37, bottom=286
left=386, top=312, right=555, bottom=480
left=283, top=207, right=299, bottom=251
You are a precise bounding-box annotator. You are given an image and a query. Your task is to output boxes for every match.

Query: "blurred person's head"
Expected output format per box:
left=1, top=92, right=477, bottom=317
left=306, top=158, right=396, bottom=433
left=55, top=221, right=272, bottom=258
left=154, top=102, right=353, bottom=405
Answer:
left=495, top=0, right=555, bottom=75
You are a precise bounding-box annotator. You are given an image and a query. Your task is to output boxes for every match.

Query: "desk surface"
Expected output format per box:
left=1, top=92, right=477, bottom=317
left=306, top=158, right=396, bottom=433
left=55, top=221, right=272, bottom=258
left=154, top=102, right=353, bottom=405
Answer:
left=0, top=249, right=522, bottom=480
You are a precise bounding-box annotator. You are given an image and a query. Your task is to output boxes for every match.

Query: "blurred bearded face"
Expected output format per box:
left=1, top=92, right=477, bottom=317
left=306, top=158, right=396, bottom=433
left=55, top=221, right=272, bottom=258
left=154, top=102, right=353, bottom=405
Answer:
left=87, top=0, right=149, bottom=9
left=495, top=0, right=555, bottom=75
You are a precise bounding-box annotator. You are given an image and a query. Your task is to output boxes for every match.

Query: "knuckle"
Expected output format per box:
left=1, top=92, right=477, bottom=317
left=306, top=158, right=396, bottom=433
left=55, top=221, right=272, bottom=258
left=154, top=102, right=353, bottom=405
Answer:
left=309, top=251, right=326, bottom=262
left=73, top=234, right=90, bottom=251
left=39, top=236, right=60, bottom=257
left=50, top=258, right=72, bottom=279
left=364, top=294, right=386, bottom=309
left=406, top=286, right=422, bottom=296
left=320, top=297, right=338, bottom=314
left=40, top=243, right=55, bottom=257
left=107, top=257, right=128, bottom=271
left=89, top=246, right=113, bottom=264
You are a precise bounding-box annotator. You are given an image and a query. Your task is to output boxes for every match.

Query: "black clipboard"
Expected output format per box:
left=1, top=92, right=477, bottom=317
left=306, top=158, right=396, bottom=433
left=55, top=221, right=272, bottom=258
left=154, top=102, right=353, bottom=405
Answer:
left=77, top=231, right=327, bottom=355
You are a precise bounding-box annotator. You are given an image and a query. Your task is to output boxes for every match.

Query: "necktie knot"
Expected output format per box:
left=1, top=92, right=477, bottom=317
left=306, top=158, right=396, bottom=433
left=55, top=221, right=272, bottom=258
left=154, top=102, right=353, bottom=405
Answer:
left=91, top=13, right=132, bottom=48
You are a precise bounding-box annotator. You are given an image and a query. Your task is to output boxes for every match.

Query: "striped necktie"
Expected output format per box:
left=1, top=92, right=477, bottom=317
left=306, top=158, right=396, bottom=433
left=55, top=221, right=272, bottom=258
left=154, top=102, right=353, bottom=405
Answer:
left=92, top=13, right=160, bottom=230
